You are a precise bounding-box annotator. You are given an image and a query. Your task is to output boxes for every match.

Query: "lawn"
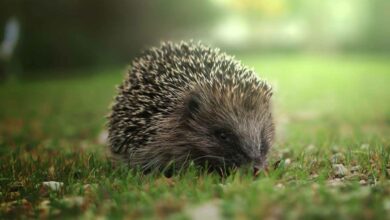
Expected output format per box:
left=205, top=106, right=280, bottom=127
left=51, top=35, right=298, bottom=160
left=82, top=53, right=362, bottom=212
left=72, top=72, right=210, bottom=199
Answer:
left=1, top=54, right=390, bottom=219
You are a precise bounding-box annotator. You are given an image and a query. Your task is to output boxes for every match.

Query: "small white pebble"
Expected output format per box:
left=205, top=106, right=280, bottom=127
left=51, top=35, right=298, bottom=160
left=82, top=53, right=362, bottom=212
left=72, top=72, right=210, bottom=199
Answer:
left=186, top=200, right=222, bottom=220
left=307, top=144, right=316, bottom=151
left=384, top=199, right=390, bottom=211
left=328, top=178, right=344, bottom=187
left=97, top=130, right=109, bottom=145
left=62, top=196, right=84, bottom=207
left=333, top=164, right=348, bottom=177
left=359, top=180, right=367, bottom=185
left=42, top=181, right=63, bottom=191
left=360, top=144, right=369, bottom=150
left=350, top=165, right=361, bottom=173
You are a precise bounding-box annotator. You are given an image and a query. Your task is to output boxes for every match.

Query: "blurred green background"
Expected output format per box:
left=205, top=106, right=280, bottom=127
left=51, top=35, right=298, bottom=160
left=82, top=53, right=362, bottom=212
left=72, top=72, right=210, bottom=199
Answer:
left=0, top=0, right=389, bottom=75
left=1, top=1, right=390, bottom=219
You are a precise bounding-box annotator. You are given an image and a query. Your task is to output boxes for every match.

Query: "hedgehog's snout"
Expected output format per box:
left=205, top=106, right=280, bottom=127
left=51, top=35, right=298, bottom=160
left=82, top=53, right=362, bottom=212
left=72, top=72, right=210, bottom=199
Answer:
left=225, top=147, right=262, bottom=169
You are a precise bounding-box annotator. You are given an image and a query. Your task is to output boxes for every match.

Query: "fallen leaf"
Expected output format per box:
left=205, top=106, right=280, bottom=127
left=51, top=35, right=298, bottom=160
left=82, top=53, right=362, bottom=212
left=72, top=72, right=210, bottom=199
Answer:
left=9, top=182, right=24, bottom=192
left=48, top=166, right=56, bottom=178
left=38, top=200, right=50, bottom=217
left=273, top=160, right=282, bottom=170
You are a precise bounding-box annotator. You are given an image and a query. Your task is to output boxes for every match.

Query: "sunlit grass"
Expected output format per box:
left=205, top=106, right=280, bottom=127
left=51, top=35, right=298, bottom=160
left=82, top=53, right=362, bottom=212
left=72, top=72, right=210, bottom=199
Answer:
left=0, top=54, right=389, bottom=219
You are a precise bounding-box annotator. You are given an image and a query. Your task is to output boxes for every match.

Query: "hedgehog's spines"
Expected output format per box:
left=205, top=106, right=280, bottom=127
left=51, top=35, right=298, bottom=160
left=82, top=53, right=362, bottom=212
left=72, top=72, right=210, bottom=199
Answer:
left=108, top=41, right=273, bottom=170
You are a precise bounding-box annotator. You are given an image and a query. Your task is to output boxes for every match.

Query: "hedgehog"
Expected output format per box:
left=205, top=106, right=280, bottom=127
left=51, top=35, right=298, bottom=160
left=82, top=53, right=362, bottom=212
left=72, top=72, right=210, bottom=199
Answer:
left=108, top=41, right=274, bottom=174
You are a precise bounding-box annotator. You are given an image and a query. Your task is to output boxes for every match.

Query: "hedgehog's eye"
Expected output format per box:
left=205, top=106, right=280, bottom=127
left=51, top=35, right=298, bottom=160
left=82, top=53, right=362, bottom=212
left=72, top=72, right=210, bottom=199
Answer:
left=214, top=129, right=233, bottom=143
left=218, top=132, right=229, bottom=141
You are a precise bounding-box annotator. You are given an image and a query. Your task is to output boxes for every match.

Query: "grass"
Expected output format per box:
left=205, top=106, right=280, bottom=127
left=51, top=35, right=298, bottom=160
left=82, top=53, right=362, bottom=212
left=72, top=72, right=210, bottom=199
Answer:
left=0, top=54, right=389, bottom=219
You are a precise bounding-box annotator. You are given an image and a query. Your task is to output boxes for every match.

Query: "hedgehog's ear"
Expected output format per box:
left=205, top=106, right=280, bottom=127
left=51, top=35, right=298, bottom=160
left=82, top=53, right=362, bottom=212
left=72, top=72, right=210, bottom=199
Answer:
left=185, top=92, right=201, bottom=119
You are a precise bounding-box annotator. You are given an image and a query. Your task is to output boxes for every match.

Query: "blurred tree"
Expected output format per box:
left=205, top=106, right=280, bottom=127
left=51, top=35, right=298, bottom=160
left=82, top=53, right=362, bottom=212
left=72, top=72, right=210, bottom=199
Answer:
left=0, top=17, right=20, bottom=81
left=0, top=0, right=221, bottom=72
left=364, top=0, right=390, bottom=52
left=0, top=0, right=389, bottom=73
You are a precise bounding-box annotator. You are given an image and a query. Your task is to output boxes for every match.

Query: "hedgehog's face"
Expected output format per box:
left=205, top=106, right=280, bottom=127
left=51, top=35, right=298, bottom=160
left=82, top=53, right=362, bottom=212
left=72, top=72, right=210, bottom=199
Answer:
left=180, top=87, right=274, bottom=173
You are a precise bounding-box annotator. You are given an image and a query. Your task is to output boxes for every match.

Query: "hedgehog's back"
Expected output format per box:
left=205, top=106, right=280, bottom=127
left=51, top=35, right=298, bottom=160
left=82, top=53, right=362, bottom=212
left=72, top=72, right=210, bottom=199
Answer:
left=108, top=41, right=270, bottom=164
